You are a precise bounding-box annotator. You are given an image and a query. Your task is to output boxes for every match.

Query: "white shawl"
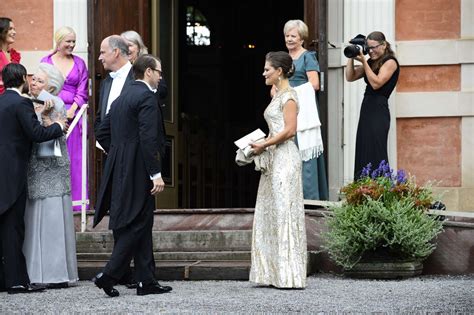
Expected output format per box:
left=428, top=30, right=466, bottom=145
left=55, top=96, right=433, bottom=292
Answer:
left=294, top=82, right=324, bottom=161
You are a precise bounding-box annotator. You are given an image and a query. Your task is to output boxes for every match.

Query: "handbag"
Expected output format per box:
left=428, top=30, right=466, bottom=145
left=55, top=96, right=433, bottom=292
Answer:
left=37, top=139, right=62, bottom=158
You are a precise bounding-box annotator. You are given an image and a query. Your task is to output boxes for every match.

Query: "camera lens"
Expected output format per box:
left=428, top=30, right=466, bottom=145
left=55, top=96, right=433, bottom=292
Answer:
left=344, top=45, right=360, bottom=58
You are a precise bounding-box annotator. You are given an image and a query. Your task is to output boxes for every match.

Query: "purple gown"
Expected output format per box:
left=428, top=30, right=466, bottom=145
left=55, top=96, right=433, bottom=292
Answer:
left=41, top=54, right=89, bottom=211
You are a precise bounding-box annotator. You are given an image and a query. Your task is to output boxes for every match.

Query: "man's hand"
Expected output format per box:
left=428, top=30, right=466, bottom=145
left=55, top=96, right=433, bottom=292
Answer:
left=150, top=177, right=165, bottom=195
left=62, top=120, right=70, bottom=134
left=53, top=116, right=69, bottom=134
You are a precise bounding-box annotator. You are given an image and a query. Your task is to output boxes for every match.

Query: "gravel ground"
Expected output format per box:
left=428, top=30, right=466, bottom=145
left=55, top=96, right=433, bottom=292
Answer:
left=1, top=274, right=473, bottom=314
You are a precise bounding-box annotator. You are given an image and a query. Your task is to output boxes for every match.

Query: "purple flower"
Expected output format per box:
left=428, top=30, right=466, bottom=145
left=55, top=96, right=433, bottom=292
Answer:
left=361, top=163, right=372, bottom=178
left=396, top=169, right=407, bottom=184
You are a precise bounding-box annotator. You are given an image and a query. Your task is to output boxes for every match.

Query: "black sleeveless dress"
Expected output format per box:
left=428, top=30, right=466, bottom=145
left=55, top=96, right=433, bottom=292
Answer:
left=354, top=56, right=399, bottom=179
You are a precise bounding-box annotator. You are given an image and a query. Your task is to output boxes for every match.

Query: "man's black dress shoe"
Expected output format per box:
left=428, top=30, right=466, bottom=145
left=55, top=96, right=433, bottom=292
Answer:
left=7, top=283, right=46, bottom=294
left=92, top=273, right=119, bottom=297
left=136, top=280, right=172, bottom=296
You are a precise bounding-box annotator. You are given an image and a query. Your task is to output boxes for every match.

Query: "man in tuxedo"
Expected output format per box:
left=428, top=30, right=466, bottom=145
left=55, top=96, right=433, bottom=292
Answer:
left=94, top=35, right=136, bottom=287
left=92, top=54, right=170, bottom=297
left=0, top=63, right=65, bottom=294
left=94, top=35, right=133, bottom=136
left=94, top=35, right=167, bottom=289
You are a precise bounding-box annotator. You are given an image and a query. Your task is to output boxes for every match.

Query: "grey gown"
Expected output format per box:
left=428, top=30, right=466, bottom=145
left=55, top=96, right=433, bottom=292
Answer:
left=23, top=128, right=78, bottom=284
left=249, top=88, right=307, bottom=288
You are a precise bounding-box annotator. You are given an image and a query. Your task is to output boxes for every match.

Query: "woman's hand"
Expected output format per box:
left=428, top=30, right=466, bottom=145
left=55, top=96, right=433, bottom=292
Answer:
left=250, top=141, right=266, bottom=155
left=67, top=103, right=79, bottom=120
left=66, top=108, right=75, bottom=120
left=33, top=102, right=45, bottom=114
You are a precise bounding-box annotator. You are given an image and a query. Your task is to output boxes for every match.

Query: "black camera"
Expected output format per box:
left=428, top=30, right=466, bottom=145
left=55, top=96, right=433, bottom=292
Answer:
left=344, top=34, right=368, bottom=58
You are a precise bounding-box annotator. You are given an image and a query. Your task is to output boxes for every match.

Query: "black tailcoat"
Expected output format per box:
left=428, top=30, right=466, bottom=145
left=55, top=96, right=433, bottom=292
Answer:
left=94, top=81, right=165, bottom=230
left=0, top=90, right=63, bottom=214
left=94, top=68, right=134, bottom=133
left=0, top=90, right=62, bottom=288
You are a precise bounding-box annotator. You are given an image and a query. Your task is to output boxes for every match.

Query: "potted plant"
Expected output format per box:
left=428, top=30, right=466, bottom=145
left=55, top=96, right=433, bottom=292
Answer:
left=322, top=160, right=444, bottom=278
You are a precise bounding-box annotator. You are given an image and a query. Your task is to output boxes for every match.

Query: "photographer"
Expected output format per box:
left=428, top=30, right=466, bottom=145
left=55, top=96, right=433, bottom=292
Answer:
left=345, top=31, right=399, bottom=179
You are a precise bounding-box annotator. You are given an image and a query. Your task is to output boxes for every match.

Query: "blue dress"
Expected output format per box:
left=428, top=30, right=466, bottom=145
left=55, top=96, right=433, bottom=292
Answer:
left=289, top=50, right=329, bottom=200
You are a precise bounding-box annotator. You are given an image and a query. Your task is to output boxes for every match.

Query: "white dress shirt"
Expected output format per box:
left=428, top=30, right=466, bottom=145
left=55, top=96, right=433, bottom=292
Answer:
left=106, top=62, right=132, bottom=114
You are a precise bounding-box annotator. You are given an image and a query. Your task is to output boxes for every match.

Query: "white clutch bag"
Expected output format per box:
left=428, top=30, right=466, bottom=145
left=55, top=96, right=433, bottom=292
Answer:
left=37, top=139, right=62, bottom=158
left=234, top=129, right=266, bottom=158
left=234, top=129, right=271, bottom=174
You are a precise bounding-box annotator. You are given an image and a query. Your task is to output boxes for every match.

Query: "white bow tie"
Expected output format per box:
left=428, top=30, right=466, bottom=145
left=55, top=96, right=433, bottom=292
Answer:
left=109, top=71, right=119, bottom=79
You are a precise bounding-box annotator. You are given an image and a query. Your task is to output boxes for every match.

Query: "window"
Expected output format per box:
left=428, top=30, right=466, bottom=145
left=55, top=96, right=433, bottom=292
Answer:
left=186, top=6, right=210, bottom=46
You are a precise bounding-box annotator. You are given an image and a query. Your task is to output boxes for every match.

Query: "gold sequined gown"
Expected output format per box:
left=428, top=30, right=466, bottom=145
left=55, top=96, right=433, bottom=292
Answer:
left=249, top=88, right=307, bottom=288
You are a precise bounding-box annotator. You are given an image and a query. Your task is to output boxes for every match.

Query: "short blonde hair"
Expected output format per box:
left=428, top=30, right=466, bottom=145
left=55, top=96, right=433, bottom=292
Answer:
left=54, top=26, right=76, bottom=49
left=283, top=19, right=308, bottom=43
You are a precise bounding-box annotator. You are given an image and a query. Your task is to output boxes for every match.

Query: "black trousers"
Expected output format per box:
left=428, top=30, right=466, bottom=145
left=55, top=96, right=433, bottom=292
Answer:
left=0, top=189, right=30, bottom=288
left=103, top=198, right=155, bottom=284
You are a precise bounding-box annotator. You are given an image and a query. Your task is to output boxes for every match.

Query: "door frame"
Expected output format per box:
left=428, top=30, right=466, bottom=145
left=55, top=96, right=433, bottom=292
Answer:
left=151, top=0, right=179, bottom=208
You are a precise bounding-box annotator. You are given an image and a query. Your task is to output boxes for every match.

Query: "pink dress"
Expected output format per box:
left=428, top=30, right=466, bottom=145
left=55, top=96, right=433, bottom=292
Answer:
left=0, top=48, right=21, bottom=94
left=41, top=54, right=89, bottom=211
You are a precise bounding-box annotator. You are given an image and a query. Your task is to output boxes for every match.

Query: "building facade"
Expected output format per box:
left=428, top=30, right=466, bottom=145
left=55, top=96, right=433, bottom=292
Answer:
left=2, top=0, right=473, bottom=211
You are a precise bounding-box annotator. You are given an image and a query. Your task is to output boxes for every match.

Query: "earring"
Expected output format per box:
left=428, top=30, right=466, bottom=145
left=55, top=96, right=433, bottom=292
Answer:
left=278, top=76, right=282, bottom=82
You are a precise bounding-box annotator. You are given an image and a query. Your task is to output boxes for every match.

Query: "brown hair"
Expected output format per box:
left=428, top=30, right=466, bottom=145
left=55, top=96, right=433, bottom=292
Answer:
left=265, top=51, right=295, bottom=79
left=133, top=54, right=161, bottom=80
left=367, top=31, right=395, bottom=73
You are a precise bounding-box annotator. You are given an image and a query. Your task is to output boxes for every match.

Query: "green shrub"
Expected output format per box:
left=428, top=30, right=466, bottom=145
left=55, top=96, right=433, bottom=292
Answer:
left=322, top=161, right=444, bottom=270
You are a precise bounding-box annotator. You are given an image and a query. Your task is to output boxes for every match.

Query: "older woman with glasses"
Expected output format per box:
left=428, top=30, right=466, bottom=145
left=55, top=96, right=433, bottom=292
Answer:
left=23, top=63, right=78, bottom=289
left=345, top=31, right=399, bottom=179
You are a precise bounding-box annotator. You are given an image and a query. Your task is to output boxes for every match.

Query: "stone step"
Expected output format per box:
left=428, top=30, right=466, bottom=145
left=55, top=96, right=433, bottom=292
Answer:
left=76, top=230, right=252, bottom=253
left=78, top=260, right=251, bottom=281
left=75, top=208, right=255, bottom=232
left=78, top=251, right=251, bottom=261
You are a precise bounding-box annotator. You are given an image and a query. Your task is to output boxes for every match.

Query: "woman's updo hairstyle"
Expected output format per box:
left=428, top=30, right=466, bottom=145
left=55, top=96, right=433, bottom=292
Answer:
left=265, top=51, right=295, bottom=79
left=367, top=31, right=395, bottom=73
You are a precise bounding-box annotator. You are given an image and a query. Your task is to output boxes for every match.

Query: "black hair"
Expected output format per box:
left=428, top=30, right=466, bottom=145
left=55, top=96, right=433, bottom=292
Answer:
left=0, top=17, right=12, bottom=43
left=132, top=54, right=161, bottom=80
left=265, top=51, right=295, bottom=78
left=2, top=63, right=27, bottom=88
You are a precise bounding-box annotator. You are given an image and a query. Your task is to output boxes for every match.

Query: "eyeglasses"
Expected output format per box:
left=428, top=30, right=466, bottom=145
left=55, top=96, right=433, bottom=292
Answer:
left=151, top=68, right=162, bottom=76
left=367, top=43, right=382, bottom=51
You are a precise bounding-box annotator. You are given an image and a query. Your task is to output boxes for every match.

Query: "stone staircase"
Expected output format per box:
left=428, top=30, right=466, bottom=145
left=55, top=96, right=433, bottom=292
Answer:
left=76, top=229, right=253, bottom=280
left=75, top=208, right=258, bottom=281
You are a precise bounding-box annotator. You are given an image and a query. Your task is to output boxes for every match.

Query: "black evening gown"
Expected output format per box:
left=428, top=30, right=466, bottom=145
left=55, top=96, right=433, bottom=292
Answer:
left=354, top=56, right=399, bottom=179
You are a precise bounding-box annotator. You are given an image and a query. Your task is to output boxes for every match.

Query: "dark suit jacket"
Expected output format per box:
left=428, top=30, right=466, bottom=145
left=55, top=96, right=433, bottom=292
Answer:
left=94, top=68, right=167, bottom=133
left=94, top=81, right=165, bottom=229
left=0, top=90, right=63, bottom=214
left=94, top=68, right=134, bottom=134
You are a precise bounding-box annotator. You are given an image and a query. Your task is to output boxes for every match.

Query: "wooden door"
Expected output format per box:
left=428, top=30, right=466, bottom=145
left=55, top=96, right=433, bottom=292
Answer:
left=87, top=0, right=151, bottom=208
left=305, top=0, right=328, bottom=161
